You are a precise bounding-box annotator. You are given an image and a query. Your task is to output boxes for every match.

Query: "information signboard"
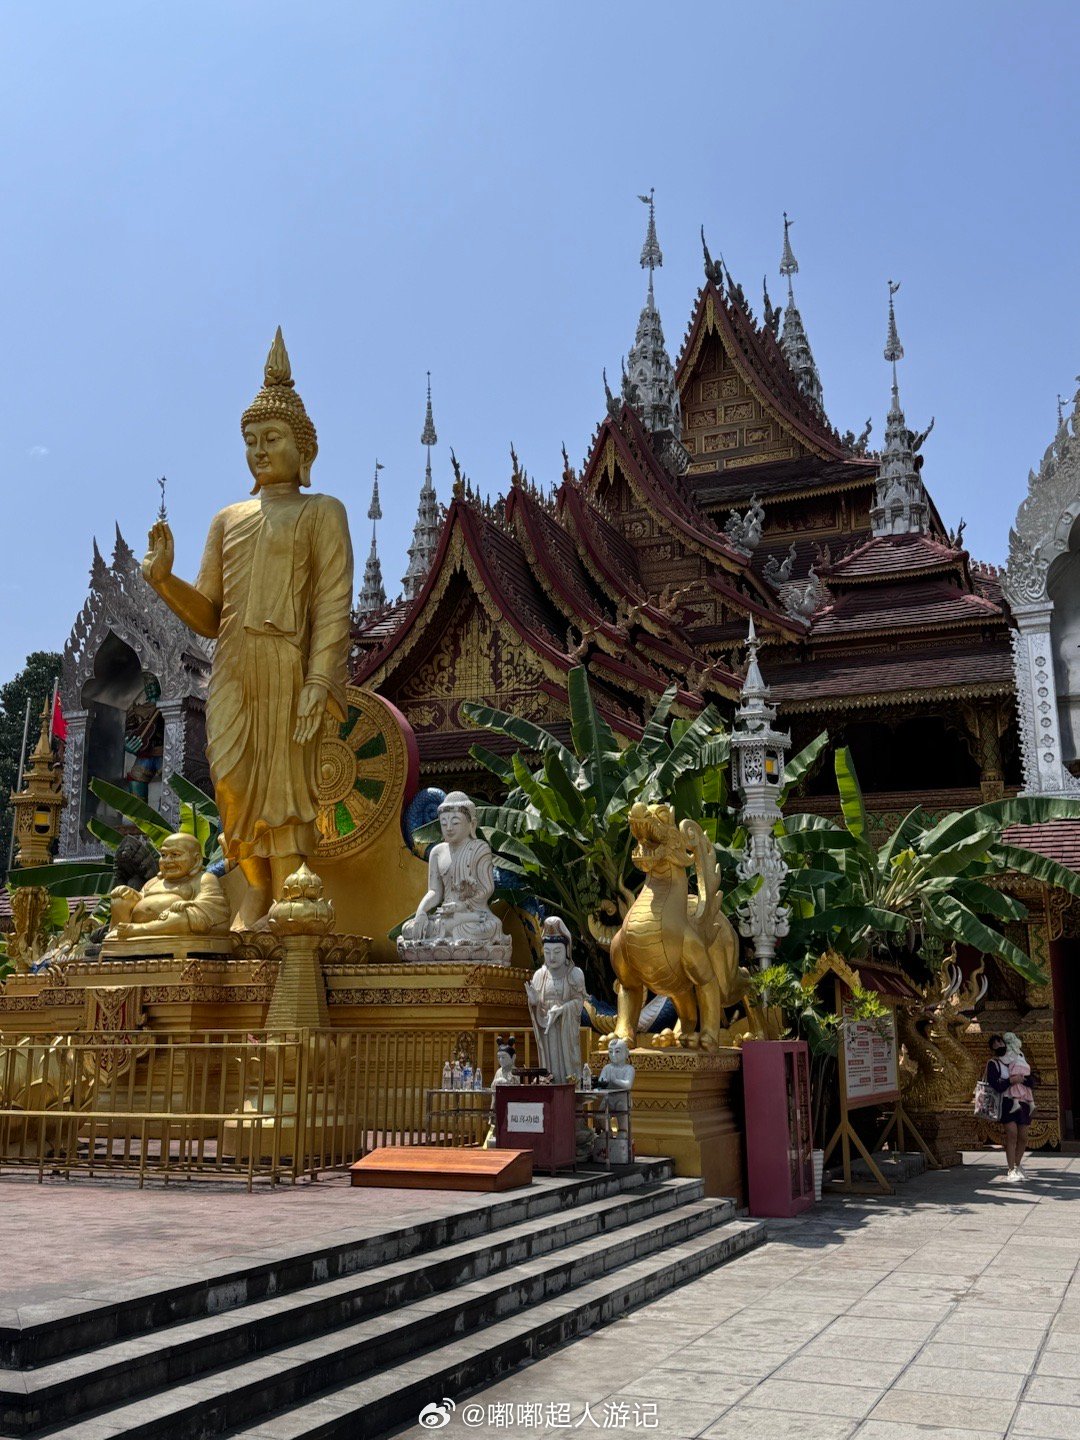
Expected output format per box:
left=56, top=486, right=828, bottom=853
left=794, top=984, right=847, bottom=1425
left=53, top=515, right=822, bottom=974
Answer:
left=505, top=1102, right=545, bottom=1133
left=841, top=1002, right=899, bottom=1108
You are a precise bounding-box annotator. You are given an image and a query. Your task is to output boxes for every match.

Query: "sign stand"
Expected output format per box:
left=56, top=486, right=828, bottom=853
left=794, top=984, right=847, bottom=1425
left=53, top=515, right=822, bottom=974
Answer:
left=823, top=975, right=938, bottom=1194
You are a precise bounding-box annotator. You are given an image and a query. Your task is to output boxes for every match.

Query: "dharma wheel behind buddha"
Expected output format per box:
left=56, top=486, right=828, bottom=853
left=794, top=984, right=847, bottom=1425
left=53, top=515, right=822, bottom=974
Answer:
left=315, top=685, right=417, bottom=860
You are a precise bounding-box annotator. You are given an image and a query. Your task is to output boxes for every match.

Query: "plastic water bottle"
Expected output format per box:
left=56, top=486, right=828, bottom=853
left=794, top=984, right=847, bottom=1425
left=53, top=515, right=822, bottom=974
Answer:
left=581, top=1062, right=592, bottom=1091
left=442, top=1060, right=452, bottom=1089
left=472, top=1066, right=483, bottom=1091
left=452, top=1060, right=463, bottom=1090
left=462, top=1061, right=473, bottom=1090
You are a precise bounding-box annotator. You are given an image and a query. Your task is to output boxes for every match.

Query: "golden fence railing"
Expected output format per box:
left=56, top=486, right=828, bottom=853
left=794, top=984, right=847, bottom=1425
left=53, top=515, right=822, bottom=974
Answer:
left=0, top=1024, right=595, bottom=1187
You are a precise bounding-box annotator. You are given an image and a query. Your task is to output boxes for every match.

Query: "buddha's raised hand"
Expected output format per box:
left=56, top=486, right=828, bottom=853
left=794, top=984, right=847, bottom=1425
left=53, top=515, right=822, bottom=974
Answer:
left=143, top=519, right=175, bottom=585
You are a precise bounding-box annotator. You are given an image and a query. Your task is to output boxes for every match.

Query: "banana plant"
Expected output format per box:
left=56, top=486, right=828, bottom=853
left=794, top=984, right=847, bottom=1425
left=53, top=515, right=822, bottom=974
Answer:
left=447, top=667, right=823, bottom=995
left=778, top=746, right=1080, bottom=984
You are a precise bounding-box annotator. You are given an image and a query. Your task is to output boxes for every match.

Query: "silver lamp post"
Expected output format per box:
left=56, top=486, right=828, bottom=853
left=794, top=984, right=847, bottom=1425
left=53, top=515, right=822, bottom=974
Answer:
left=731, top=619, right=791, bottom=968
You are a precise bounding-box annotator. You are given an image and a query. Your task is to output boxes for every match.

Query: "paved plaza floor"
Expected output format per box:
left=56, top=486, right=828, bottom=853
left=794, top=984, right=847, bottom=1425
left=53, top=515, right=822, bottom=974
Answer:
left=388, top=1152, right=1080, bottom=1440
left=5, top=1152, right=1080, bottom=1439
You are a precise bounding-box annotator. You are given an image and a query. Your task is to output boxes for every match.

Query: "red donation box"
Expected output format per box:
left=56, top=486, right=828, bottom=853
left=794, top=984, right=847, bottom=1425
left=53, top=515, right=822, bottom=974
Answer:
left=742, top=1039, right=814, bottom=1218
left=494, top=1084, right=577, bottom=1175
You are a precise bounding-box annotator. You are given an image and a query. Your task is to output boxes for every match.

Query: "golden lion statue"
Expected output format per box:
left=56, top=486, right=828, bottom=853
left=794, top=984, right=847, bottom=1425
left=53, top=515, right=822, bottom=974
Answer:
left=590, top=801, right=744, bottom=1051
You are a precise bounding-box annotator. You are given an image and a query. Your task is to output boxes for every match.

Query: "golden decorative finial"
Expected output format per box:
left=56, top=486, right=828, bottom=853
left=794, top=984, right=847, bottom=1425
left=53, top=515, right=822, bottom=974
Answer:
left=450, top=448, right=465, bottom=500
left=263, top=325, right=294, bottom=388
left=240, top=327, right=318, bottom=476
left=9, top=694, right=64, bottom=869
left=561, top=443, right=578, bottom=487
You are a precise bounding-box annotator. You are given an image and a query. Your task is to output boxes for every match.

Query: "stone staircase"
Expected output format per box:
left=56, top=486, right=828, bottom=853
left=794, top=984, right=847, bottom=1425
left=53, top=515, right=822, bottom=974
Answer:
left=0, top=1160, right=763, bottom=1439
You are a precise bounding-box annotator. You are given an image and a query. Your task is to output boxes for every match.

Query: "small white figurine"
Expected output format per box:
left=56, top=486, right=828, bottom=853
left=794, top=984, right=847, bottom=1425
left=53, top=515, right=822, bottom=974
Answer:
left=593, top=1036, right=636, bottom=1164
left=398, top=792, right=513, bottom=964
left=484, top=1036, right=518, bottom=1147
left=525, top=916, right=587, bottom=1085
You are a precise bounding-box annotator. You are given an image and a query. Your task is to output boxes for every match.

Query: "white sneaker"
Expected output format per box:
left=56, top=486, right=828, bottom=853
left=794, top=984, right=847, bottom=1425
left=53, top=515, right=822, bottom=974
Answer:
left=1004, top=1168, right=1022, bottom=1182
left=1014, top=1166, right=1027, bottom=1181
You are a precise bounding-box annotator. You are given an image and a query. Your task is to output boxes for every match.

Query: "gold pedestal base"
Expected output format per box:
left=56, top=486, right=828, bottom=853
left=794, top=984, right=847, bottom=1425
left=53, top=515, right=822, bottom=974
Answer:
left=265, top=935, right=330, bottom=1030
left=99, top=934, right=235, bottom=960
left=592, top=1045, right=744, bottom=1201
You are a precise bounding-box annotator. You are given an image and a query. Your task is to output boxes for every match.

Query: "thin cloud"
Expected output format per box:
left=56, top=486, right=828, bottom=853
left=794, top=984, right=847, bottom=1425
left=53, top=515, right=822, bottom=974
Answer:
left=27, top=445, right=49, bottom=459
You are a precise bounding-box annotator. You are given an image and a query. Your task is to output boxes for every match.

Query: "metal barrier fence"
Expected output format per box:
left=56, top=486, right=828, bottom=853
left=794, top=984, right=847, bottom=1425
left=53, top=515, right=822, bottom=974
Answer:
left=0, top=1025, right=568, bottom=1188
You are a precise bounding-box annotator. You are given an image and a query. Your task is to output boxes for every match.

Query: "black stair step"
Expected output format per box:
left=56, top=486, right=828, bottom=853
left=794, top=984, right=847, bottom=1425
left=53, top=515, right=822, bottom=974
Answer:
left=31, top=1197, right=748, bottom=1439
left=2, top=1160, right=676, bottom=1371
left=229, top=1221, right=767, bottom=1440
left=2, top=1179, right=708, bottom=1435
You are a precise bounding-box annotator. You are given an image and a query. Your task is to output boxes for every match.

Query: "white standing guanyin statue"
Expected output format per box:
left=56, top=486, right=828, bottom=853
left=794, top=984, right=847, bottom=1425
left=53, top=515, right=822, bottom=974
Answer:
left=397, top=791, right=513, bottom=964
left=525, top=915, right=587, bottom=1084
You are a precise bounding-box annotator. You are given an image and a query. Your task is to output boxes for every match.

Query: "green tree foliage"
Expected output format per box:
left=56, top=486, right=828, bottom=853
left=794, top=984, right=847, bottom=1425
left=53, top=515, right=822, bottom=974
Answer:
left=0, top=650, right=62, bottom=879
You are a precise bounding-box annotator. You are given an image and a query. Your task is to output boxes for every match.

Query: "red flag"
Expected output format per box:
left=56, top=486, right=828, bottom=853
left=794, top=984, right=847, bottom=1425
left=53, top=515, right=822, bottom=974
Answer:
left=51, top=691, right=67, bottom=742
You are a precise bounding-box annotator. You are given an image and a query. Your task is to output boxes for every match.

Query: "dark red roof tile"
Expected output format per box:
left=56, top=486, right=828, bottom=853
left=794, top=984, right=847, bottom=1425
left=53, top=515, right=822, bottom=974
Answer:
left=768, top=642, right=1014, bottom=707
left=811, top=580, right=1002, bottom=636
left=1001, top=821, right=1080, bottom=872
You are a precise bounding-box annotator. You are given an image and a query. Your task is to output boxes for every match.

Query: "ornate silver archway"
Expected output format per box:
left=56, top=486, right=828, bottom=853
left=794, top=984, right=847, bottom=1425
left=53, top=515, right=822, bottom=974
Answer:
left=59, top=527, right=213, bottom=855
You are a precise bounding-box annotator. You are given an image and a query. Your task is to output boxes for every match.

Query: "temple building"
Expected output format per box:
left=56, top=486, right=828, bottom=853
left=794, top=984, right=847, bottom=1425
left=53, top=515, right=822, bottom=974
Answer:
left=58, top=527, right=211, bottom=858
left=354, top=204, right=1017, bottom=824
left=351, top=199, right=1078, bottom=1151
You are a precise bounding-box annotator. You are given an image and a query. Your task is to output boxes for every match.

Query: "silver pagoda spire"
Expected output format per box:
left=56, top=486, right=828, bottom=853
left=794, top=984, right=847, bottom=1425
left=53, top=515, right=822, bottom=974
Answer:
left=778, top=213, right=824, bottom=412
left=870, top=282, right=930, bottom=537
left=357, top=459, right=388, bottom=616
left=402, top=372, right=442, bottom=601
left=621, top=189, right=682, bottom=442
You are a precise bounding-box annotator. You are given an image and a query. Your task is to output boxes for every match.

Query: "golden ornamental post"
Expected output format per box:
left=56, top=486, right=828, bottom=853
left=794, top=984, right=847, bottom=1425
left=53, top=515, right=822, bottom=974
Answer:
left=9, top=697, right=64, bottom=868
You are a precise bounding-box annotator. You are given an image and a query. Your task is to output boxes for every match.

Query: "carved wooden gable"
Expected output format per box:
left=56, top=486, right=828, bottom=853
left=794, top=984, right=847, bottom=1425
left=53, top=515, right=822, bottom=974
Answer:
left=680, top=331, right=810, bottom=475
left=394, top=588, right=564, bottom=737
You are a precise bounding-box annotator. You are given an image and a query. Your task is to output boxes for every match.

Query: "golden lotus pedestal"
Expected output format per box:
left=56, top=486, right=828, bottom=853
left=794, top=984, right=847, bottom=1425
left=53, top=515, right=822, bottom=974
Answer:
left=589, top=1046, right=745, bottom=1201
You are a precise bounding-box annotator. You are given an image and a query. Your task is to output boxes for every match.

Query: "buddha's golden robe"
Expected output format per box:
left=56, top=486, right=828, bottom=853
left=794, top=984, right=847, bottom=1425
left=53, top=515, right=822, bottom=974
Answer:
left=195, top=490, right=353, bottom=862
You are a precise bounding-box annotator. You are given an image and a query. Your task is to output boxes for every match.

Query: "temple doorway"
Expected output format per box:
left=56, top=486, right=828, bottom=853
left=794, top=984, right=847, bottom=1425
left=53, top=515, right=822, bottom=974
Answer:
left=81, top=632, right=164, bottom=833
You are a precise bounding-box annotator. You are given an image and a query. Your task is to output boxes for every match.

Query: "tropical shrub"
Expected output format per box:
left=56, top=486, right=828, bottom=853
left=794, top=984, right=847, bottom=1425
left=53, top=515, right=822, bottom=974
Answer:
left=453, top=667, right=822, bottom=995
left=779, top=746, right=1080, bottom=984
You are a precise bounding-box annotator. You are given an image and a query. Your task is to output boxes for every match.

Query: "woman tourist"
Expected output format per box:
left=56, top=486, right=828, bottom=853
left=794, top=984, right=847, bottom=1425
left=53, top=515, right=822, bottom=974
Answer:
left=984, top=1032, right=1034, bottom=1182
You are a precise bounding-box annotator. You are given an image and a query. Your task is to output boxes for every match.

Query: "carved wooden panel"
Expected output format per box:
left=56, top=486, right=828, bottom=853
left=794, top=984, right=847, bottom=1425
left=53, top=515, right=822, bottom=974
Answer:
left=682, top=333, right=803, bottom=473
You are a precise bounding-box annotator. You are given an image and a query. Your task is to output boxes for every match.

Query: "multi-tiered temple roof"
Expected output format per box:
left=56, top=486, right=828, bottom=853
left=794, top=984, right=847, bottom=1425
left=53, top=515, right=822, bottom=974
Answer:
left=353, top=204, right=1018, bottom=806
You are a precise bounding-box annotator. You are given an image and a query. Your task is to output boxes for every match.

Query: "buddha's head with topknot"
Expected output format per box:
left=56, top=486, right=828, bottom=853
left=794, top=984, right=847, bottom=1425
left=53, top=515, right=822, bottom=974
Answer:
left=241, top=328, right=319, bottom=492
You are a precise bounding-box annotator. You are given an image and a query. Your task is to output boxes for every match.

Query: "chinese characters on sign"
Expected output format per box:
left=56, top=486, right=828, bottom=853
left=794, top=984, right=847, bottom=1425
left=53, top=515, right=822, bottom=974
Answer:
left=505, top=1102, right=546, bottom=1133
left=841, top=1001, right=899, bottom=1107
left=417, top=1399, right=660, bottom=1430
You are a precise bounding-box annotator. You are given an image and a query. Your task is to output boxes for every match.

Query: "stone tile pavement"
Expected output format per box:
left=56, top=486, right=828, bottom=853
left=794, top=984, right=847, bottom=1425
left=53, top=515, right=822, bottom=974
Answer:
left=0, top=1168, right=500, bottom=1310
left=389, top=1152, right=1080, bottom=1440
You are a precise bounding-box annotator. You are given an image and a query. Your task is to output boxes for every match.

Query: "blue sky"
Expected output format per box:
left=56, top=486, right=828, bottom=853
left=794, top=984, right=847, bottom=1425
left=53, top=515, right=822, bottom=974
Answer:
left=2, top=1, right=1078, bottom=681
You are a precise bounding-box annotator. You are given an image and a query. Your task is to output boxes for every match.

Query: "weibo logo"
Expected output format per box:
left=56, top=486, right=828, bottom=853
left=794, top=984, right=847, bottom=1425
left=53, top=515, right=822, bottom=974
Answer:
left=417, top=1398, right=456, bottom=1429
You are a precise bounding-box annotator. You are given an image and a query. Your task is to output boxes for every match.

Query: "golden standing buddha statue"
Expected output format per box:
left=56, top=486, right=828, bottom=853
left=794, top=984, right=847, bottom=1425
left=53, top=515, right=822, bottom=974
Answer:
left=142, top=330, right=354, bottom=928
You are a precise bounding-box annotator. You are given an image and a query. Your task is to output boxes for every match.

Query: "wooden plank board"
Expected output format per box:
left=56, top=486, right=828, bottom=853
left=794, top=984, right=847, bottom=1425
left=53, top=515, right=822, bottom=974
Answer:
left=349, top=1146, right=534, bottom=1192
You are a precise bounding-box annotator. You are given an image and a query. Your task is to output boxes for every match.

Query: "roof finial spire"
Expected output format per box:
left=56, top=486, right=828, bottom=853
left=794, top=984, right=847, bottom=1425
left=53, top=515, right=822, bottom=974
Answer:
left=778, top=212, right=823, bottom=411
left=884, top=279, right=904, bottom=385
left=779, top=211, right=798, bottom=297
left=871, top=280, right=929, bottom=538
left=421, top=371, right=437, bottom=448
left=156, top=476, right=168, bottom=523
left=403, top=375, right=442, bottom=600
left=357, top=460, right=387, bottom=616
left=368, top=459, right=384, bottom=534
left=638, top=188, right=662, bottom=277
left=622, top=190, right=682, bottom=447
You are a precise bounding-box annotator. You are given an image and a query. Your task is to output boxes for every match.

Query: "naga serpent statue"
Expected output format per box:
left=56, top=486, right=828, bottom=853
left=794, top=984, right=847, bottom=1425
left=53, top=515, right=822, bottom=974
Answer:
left=589, top=801, right=744, bottom=1051
left=898, top=955, right=988, bottom=1111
